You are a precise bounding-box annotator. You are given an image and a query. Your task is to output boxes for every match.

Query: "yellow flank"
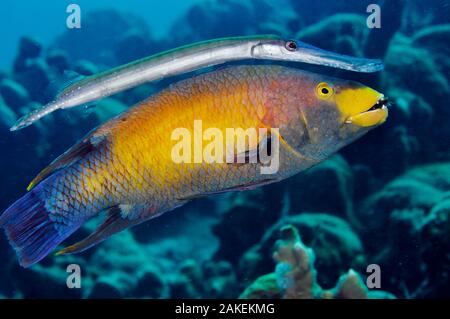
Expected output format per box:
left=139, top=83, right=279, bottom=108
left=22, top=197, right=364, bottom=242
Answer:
left=107, top=78, right=267, bottom=199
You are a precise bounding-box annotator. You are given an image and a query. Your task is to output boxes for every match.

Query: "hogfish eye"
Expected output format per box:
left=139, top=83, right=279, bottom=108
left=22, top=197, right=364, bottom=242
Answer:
left=285, top=40, right=297, bottom=51
left=316, top=82, right=334, bottom=99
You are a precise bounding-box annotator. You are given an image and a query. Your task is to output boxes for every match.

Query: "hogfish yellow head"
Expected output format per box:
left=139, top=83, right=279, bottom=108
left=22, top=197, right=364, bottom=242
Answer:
left=297, top=76, right=389, bottom=129
left=331, top=82, right=389, bottom=127
left=277, top=70, right=389, bottom=160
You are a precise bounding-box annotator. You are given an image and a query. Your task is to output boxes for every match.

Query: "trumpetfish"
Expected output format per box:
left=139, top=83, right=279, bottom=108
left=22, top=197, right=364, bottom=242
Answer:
left=10, top=35, right=383, bottom=131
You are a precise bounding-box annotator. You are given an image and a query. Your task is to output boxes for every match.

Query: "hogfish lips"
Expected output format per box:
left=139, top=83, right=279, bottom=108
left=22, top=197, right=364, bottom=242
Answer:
left=0, top=65, right=388, bottom=267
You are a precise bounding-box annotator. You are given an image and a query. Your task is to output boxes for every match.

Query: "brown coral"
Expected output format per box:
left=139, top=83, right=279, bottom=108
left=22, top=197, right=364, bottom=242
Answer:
left=240, top=225, right=395, bottom=299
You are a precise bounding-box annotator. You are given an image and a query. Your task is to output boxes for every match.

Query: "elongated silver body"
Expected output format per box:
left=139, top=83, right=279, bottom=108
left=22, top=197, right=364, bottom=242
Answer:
left=10, top=35, right=383, bottom=131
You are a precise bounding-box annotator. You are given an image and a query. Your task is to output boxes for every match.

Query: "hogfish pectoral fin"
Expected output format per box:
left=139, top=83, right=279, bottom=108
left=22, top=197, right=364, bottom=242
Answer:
left=27, top=131, right=108, bottom=191
left=230, top=129, right=273, bottom=164
left=55, top=205, right=152, bottom=255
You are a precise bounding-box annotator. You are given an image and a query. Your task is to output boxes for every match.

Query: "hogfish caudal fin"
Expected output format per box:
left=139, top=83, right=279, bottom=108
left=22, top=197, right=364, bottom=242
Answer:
left=0, top=175, right=83, bottom=268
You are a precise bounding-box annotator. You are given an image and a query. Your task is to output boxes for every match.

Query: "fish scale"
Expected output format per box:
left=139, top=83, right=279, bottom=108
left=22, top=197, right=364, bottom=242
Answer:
left=92, top=65, right=273, bottom=216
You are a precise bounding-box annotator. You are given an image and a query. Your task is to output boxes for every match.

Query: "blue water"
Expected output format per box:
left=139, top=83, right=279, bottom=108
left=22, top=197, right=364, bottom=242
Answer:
left=0, top=0, right=201, bottom=69
left=0, top=0, right=449, bottom=299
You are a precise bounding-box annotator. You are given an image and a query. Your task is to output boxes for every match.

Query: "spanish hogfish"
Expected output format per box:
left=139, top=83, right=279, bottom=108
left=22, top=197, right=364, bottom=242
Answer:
left=0, top=65, right=388, bottom=267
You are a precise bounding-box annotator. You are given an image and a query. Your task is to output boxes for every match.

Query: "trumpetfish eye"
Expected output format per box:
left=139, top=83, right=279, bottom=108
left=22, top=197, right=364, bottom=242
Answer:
left=316, top=82, right=334, bottom=99
left=285, top=40, right=297, bottom=51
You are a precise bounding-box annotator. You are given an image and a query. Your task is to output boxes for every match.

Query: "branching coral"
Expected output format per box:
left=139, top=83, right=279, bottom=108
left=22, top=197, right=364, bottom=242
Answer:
left=240, top=225, right=395, bottom=299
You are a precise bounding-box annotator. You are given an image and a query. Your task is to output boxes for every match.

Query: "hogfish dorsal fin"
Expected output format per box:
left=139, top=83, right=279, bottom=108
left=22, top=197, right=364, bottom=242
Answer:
left=27, top=131, right=108, bottom=191
left=55, top=205, right=148, bottom=256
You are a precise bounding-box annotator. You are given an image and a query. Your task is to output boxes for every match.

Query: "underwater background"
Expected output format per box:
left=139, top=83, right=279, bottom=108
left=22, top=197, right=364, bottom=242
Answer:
left=0, top=0, right=449, bottom=298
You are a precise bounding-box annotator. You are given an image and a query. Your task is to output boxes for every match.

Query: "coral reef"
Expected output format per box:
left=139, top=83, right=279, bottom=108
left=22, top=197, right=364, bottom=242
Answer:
left=168, top=0, right=294, bottom=45
left=0, top=0, right=449, bottom=299
left=0, top=79, right=29, bottom=108
left=212, top=184, right=287, bottom=265
left=287, top=155, right=355, bottom=221
left=239, top=213, right=365, bottom=289
left=0, top=96, right=16, bottom=128
left=52, top=9, right=158, bottom=66
left=296, top=14, right=368, bottom=57
left=240, top=225, right=395, bottom=299
left=357, top=164, right=450, bottom=298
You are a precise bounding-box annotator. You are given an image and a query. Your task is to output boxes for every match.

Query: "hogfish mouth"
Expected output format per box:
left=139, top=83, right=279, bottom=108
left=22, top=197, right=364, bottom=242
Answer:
left=367, top=97, right=390, bottom=112
left=334, top=84, right=389, bottom=128
left=345, top=96, right=389, bottom=127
